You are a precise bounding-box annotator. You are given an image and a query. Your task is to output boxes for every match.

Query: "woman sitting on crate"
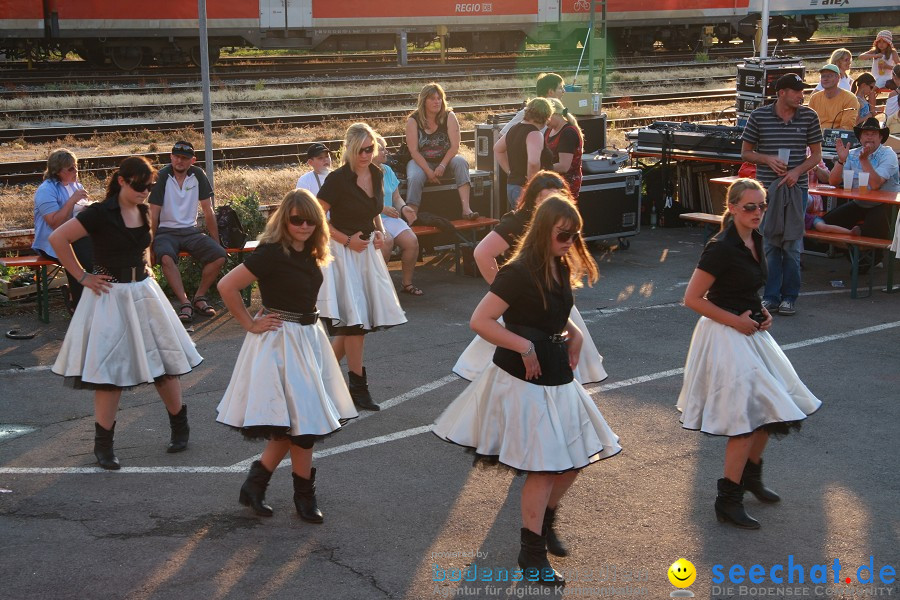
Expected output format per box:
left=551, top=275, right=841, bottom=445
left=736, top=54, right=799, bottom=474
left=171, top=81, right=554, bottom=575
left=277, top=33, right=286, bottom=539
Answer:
left=544, top=98, right=584, bottom=199
left=404, top=82, right=477, bottom=225
left=32, top=148, right=94, bottom=313
left=455, top=170, right=607, bottom=385
left=494, top=97, right=554, bottom=210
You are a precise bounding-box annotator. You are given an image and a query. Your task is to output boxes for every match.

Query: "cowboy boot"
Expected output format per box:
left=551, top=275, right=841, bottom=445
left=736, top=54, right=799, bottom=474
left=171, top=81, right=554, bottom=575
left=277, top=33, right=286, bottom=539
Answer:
left=715, top=478, right=760, bottom=529
left=741, top=459, right=781, bottom=503
left=348, top=368, right=380, bottom=411
left=166, top=404, right=189, bottom=453
left=292, top=468, right=324, bottom=523
left=517, top=528, right=565, bottom=587
left=542, top=506, right=568, bottom=557
left=94, top=422, right=120, bottom=470
left=239, top=460, right=274, bottom=517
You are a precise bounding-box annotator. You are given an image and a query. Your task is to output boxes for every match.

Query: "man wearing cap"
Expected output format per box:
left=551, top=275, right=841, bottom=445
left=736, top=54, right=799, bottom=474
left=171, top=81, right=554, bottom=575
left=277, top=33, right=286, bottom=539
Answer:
left=741, top=73, right=823, bottom=316
left=149, top=140, right=226, bottom=323
left=809, top=64, right=860, bottom=132
left=296, top=142, right=332, bottom=195
left=824, top=117, right=899, bottom=268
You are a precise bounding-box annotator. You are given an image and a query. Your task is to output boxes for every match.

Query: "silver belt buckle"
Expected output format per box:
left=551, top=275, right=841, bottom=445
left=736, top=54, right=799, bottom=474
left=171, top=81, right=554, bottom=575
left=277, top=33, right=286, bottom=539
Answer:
left=550, top=333, right=567, bottom=343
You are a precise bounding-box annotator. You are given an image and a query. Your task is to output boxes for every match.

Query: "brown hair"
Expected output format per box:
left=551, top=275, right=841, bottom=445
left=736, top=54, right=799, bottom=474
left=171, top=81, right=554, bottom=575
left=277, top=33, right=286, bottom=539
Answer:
left=516, top=170, right=571, bottom=214
left=258, top=189, right=331, bottom=266
left=43, top=148, right=77, bottom=181
left=409, top=82, right=451, bottom=131
left=851, top=72, right=877, bottom=94
left=106, top=156, right=156, bottom=200
left=507, top=195, right=598, bottom=307
left=721, top=178, right=765, bottom=231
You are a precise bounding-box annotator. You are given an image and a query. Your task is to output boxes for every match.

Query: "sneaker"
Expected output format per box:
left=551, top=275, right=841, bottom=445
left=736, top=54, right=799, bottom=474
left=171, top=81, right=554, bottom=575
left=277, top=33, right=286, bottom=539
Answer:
left=762, top=299, right=779, bottom=314
left=778, top=300, right=796, bottom=316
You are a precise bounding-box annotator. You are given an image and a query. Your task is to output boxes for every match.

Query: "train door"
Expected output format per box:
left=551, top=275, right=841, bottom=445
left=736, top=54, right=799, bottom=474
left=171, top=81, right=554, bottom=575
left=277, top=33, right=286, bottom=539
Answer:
left=260, top=0, right=312, bottom=29
left=538, top=0, right=561, bottom=23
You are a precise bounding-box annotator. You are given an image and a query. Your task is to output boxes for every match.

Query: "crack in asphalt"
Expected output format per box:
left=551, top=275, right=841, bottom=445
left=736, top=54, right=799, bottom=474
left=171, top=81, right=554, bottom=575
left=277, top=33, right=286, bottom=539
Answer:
left=316, top=546, right=395, bottom=599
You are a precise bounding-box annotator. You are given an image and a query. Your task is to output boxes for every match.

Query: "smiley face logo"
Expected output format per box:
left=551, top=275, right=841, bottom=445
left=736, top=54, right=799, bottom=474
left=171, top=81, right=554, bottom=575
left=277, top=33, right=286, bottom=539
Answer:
left=668, top=558, right=697, bottom=588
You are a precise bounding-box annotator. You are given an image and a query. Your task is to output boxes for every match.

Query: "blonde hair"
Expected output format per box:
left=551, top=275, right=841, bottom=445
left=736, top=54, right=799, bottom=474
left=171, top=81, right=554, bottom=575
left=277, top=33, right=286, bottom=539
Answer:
left=340, top=123, right=379, bottom=167
left=409, top=83, right=451, bottom=130
left=258, top=189, right=331, bottom=266
left=829, top=48, right=851, bottom=66
left=721, top=178, right=765, bottom=231
left=523, top=97, right=553, bottom=126
left=546, top=97, right=583, bottom=142
left=507, top=195, right=598, bottom=307
left=43, top=148, right=77, bottom=181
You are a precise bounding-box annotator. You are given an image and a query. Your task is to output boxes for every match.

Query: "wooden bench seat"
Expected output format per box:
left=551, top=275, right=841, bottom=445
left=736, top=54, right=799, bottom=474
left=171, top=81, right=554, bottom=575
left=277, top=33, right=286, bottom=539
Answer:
left=679, top=212, right=892, bottom=299
left=410, top=216, right=499, bottom=277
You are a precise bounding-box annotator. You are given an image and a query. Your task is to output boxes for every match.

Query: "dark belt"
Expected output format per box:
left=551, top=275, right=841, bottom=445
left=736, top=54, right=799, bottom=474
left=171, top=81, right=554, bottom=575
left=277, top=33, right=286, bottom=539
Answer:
left=94, top=265, right=150, bottom=283
left=721, top=306, right=765, bottom=324
left=264, top=308, right=320, bottom=325
left=504, top=322, right=569, bottom=344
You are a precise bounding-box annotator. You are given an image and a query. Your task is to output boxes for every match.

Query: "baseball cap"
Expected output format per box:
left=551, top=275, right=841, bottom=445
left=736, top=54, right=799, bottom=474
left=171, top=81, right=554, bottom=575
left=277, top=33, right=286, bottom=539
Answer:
left=775, top=73, right=805, bottom=91
left=172, top=140, right=195, bottom=157
left=306, top=143, right=330, bottom=160
left=819, top=64, right=840, bottom=75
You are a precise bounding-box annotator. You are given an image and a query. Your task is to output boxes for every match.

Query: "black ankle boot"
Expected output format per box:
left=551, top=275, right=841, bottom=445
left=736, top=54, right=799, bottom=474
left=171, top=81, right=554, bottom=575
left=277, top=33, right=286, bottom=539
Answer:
left=292, top=469, right=324, bottom=523
left=741, top=459, right=781, bottom=503
left=517, top=528, right=565, bottom=587
left=166, top=404, right=189, bottom=453
left=239, top=460, right=274, bottom=517
left=542, top=506, right=568, bottom=557
left=348, top=368, right=380, bottom=411
left=715, top=478, right=760, bottom=529
left=94, top=422, right=120, bottom=470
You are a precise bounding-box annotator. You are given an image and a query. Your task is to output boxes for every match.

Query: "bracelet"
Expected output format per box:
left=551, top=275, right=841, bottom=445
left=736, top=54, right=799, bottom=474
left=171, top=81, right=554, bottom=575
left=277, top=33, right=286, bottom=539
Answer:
left=520, top=342, right=535, bottom=358
left=77, top=271, right=89, bottom=284
left=837, top=159, right=845, bottom=165
left=344, top=237, right=351, bottom=248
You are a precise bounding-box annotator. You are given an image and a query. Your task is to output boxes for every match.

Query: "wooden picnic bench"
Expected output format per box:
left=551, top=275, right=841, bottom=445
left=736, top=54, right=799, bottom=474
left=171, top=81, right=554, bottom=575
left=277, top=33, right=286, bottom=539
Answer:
left=679, top=212, right=892, bottom=299
left=410, top=216, right=499, bottom=276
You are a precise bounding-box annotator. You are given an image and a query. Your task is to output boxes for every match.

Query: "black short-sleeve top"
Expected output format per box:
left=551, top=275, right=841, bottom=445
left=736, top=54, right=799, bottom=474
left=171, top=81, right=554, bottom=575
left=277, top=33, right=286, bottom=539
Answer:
left=490, top=258, right=575, bottom=386
left=697, top=223, right=767, bottom=314
left=76, top=196, right=151, bottom=270
left=243, top=242, right=323, bottom=314
left=316, top=163, right=384, bottom=236
left=492, top=210, right=531, bottom=247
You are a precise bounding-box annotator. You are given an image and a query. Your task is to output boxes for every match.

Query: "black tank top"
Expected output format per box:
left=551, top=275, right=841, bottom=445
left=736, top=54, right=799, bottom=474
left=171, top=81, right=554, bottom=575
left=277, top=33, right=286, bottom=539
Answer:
left=506, top=122, right=552, bottom=185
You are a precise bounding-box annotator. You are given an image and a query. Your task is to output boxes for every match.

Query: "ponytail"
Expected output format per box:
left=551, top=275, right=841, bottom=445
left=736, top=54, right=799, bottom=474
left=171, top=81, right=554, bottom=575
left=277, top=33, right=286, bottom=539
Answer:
left=721, top=178, right=765, bottom=232
left=105, top=156, right=156, bottom=201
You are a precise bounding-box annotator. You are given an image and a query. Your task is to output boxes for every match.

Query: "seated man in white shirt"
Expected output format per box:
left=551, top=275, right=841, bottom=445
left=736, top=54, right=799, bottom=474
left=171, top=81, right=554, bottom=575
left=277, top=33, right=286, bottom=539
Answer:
left=296, top=143, right=332, bottom=195
left=149, top=141, right=227, bottom=323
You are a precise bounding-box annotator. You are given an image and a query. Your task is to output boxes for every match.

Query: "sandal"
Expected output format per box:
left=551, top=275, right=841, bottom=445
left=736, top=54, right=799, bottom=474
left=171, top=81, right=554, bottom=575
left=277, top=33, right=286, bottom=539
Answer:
left=192, top=295, right=217, bottom=317
left=462, top=211, right=480, bottom=221
left=178, top=303, right=194, bottom=324
left=400, top=283, right=424, bottom=296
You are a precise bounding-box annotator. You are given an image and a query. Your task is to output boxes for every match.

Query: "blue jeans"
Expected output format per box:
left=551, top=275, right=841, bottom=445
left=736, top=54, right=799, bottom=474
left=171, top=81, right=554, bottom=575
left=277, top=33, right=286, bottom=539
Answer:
left=762, top=189, right=808, bottom=304
left=506, top=184, right=523, bottom=211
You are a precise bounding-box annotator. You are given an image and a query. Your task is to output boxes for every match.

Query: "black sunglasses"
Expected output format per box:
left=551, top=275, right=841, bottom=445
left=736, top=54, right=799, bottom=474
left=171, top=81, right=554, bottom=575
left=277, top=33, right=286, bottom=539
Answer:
left=739, top=202, right=768, bottom=213
left=127, top=180, right=156, bottom=193
left=556, top=229, right=581, bottom=243
left=359, top=144, right=375, bottom=155
left=289, top=216, right=316, bottom=227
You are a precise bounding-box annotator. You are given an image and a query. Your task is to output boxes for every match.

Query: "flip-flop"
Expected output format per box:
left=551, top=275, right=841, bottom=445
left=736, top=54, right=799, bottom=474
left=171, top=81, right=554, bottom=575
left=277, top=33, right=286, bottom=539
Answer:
left=178, top=303, right=194, bottom=323
left=462, top=211, right=480, bottom=221
left=192, top=296, right=217, bottom=317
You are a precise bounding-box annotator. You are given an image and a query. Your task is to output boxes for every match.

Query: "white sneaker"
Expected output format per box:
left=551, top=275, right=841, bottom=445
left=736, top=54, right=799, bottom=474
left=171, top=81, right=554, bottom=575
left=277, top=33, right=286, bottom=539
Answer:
left=778, top=300, right=796, bottom=316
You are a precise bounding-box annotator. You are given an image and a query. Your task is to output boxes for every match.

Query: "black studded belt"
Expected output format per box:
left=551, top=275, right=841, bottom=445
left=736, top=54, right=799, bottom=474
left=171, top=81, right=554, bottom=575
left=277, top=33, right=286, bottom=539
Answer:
left=94, top=265, right=150, bottom=283
left=264, top=308, right=320, bottom=325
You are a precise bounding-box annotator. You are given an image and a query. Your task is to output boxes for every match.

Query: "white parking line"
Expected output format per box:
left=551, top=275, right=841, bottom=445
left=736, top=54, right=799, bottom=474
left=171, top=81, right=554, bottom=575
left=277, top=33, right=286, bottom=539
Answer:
left=1, top=320, right=897, bottom=475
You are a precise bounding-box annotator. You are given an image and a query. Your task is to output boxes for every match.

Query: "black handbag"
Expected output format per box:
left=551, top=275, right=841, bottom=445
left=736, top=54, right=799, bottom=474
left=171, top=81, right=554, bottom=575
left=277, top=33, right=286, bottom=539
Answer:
left=215, top=205, right=248, bottom=249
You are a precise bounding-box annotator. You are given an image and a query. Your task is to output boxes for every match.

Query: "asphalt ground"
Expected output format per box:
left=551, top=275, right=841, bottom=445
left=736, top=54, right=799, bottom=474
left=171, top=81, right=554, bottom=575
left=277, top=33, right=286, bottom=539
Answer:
left=1, top=226, right=898, bottom=600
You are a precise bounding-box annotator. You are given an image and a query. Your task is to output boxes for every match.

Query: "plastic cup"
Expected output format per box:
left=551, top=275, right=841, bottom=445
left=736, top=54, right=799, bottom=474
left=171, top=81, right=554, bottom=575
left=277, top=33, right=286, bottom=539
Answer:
left=858, top=171, right=870, bottom=192
left=842, top=169, right=854, bottom=190
left=777, top=148, right=790, bottom=164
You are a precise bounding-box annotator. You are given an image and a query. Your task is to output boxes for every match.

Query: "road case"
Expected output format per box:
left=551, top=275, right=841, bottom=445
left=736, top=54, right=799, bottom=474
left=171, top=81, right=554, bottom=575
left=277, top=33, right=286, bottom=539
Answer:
left=578, top=168, right=642, bottom=248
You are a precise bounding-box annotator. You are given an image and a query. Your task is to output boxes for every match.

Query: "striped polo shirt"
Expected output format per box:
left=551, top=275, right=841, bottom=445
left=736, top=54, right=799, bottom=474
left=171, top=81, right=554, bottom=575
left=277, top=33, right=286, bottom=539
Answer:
left=741, top=103, right=822, bottom=192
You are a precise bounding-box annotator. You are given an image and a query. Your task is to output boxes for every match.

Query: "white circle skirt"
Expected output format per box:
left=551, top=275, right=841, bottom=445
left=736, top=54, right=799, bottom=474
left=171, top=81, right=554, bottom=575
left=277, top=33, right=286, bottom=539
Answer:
left=452, top=307, right=608, bottom=384
left=677, top=317, right=822, bottom=436
left=217, top=320, right=358, bottom=438
left=317, top=240, right=407, bottom=331
left=52, top=277, right=203, bottom=388
left=433, top=364, right=621, bottom=473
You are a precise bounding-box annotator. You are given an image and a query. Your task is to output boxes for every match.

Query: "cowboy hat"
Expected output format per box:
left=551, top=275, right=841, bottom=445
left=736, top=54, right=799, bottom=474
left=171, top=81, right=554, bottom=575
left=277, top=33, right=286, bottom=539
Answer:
left=853, top=116, right=890, bottom=144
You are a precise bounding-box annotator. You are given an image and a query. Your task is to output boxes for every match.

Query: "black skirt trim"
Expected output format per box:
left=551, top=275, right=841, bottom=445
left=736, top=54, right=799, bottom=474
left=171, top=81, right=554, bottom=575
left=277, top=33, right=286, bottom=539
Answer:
left=681, top=418, right=808, bottom=439
left=324, top=318, right=401, bottom=336
left=61, top=364, right=200, bottom=392
left=220, top=418, right=356, bottom=448
left=432, top=431, right=622, bottom=476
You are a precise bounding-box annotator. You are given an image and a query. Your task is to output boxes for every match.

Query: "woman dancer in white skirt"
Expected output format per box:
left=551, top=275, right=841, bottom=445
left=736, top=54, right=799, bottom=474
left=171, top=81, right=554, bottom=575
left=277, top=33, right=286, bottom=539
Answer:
left=217, top=190, right=357, bottom=522
left=454, top=170, right=607, bottom=385
left=434, top=196, right=621, bottom=587
left=677, top=178, right=821, bottom=530
left=316, top=123, right=407, bottom=411
left=50, top=156, right=202, bottom=470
